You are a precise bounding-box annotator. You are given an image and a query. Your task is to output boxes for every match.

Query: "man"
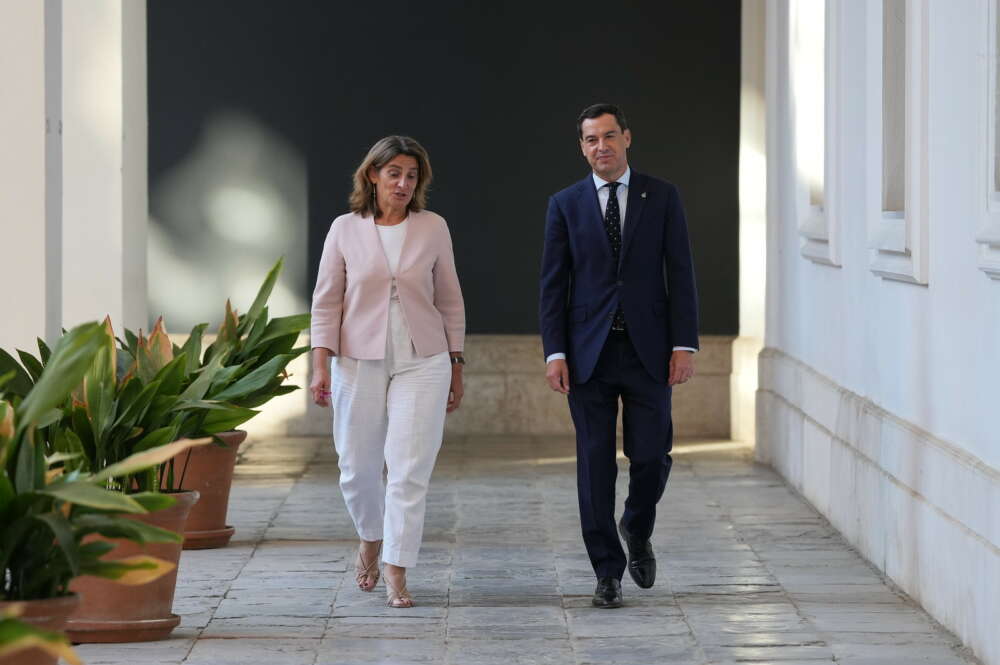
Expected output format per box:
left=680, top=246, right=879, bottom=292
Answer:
left=539, top=103, right=698, bottom=608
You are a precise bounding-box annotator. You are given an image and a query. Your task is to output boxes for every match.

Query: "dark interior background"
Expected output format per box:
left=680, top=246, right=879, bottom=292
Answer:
left=148, top=0, right=740, bottom=335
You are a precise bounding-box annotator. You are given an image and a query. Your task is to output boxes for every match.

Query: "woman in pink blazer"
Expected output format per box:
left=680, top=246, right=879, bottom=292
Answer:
left=310, top=136, right=465, bottom=608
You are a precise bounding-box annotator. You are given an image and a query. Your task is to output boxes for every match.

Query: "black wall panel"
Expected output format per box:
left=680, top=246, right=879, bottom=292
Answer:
left=149, top=0, right=740, bottom=334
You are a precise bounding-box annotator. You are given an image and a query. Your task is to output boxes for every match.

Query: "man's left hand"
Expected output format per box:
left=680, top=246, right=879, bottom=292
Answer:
left=668, top=350, right=695, bottom=386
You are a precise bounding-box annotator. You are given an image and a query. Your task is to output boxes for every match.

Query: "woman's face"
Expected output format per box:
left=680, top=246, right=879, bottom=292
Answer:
left=370, top=154, right=419, bottom=211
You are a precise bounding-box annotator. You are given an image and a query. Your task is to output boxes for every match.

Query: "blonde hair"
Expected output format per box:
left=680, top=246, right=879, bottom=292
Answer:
left=349, top=136, right=433, bottom=218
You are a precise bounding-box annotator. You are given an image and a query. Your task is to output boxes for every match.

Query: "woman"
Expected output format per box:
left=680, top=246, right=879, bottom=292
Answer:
left=310, top=136, right=465, bottom=608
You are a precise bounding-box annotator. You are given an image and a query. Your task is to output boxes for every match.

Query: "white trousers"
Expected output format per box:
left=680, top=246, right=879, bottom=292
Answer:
left=330, top=299, right=451, bottom=568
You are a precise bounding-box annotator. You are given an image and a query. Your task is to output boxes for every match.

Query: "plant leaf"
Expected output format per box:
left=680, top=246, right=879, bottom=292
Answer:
left=16, top=349, right=44, bottom=383
left=245, top=257, right=284, bottom=328
left=0, top=618, right=82, bottom=665
left=81, top=554, right=176, bottom=585
left=73, top=513, right=182, bottom=544
left=129, top=491, right=176, bottom=512
left=89, top=437, right=211, bottom=483
left=18, top=322, right=107, bottom=434
left=36, top=483, right=146, bottom=513
left=238, top=384, right=299, bottom=408
left=34, top=512, right=80, bottom=575
left=0, top=348, right=34, bottom=397
left=146, top=317, right=174, bottom=373
left=180, top=352, right=228, bottom=401
left=215, top=299, right=241, bottom=357
left=199, top=405, right=258, bottom=434
left=179, top=323, right=208, bottom=375
left=36, top=337, right=51, bottom=365
left=0, top=400, right=13, bottom=440
left=210, top=354, right=295, bottom=402
left=253, top=314, right=310, bottom=349
left=131, top=425, right=178, bottom=454
left=44, top=451, right=81, bottom=465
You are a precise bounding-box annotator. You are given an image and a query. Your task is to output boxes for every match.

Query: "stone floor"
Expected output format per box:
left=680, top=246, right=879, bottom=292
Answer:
left=75, top=435, right=981, bottom=665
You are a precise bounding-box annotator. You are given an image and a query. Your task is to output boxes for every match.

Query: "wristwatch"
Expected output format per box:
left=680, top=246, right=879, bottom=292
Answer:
left=450, top=355, right=466, bottom=366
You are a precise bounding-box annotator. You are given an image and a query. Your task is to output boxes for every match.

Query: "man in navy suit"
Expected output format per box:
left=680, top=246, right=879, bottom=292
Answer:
left=539, top=103, right=699, bottom=608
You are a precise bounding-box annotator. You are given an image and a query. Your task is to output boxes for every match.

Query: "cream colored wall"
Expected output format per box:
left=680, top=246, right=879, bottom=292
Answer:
left=0, top=0, right=147, bottom=353
left=235, top=334, right=734, bottom=440
left=61, top=0, right=147, bottom=331
left=0, top=1, right=48, bottom=354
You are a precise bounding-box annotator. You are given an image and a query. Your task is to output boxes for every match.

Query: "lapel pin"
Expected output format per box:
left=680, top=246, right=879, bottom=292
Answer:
left=641, top=192, right=647, bottom=199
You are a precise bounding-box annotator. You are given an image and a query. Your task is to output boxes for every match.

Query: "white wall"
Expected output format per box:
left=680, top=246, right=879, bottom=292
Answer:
left=758, top=1, right=1000, bottom=664
left=0, top=1, right=49, bottom=354
left=732, top=0, right=767, bottom=444
left=0, top=0, right=147, bottom=355
left=62, top=0, right=147, bottom=332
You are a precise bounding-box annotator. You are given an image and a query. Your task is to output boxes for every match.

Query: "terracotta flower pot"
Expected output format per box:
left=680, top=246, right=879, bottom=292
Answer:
left=65, top=490, right=199, bottom=643
left=0, top=594, right=79, bottom=665
left=173, top=429, right=246, bottom=549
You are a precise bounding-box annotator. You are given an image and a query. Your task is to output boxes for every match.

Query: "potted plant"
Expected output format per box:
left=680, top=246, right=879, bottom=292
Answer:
left=2, top=318, right=238, bottom=643
left=0, top=322, right=209, bottom=662
left=144, top=257, right=309, bottom=549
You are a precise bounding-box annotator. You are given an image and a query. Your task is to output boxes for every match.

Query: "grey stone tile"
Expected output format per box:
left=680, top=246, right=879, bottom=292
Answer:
left=316, top=636, right=445, bottom=664
left=64, top=434, right=982, bottom=665
left=185, top=638, right=319, bottom=665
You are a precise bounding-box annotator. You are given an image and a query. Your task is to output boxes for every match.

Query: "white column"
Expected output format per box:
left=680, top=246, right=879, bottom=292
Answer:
left=733, top=0, right=767, bottom=444
left=61, top=0, right=147, bottom=332
left=0, top=1, right=49, bottom=353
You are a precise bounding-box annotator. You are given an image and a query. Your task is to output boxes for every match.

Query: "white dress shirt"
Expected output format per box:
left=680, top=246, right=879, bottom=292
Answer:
left=546, top=166, right=696, bottom=364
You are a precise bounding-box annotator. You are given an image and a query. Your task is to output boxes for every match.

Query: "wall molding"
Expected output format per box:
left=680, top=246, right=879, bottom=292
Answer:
left=977, top=0, right=1000, bottom=280
left=866, top=0, right=931, bottom=284
left=757, top=347, right=999, bottom=665
left=790, top=0, right=841, bottom=266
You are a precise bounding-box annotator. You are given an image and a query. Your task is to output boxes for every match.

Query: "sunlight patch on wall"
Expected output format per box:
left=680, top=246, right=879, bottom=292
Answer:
left=148, top=110, right=307, bottom=332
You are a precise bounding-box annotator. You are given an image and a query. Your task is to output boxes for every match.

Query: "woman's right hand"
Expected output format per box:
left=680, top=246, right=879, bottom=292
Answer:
left=310, top=368, right=331, bottom=407
left=310, top=348, right=333, bottom=407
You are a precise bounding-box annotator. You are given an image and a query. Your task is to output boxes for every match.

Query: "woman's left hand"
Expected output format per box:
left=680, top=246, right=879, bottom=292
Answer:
left=447, top=366, right=464, bottom=413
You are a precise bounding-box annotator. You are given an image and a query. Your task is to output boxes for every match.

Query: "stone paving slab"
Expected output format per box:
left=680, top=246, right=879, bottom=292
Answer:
left=74, top=435, right=982, bottom=665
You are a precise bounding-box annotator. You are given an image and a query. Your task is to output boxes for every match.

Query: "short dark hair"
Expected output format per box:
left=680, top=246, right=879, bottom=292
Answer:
left=577, top=103, right=628, bottom=138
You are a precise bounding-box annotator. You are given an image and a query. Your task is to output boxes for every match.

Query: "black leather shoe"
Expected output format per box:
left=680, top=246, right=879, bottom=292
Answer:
left=619, top=518, right=656, bottom=589
left=592, top=576, right=623, bottom=608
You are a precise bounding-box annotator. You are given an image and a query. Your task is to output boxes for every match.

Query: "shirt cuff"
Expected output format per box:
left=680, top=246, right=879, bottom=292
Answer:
left=545, top=353, right=566, bottom=363
left=673, top=346, right=697, bottom=353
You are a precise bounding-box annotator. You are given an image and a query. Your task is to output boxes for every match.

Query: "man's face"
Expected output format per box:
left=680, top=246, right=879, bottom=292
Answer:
left=580, top=114, right=631, bottom=180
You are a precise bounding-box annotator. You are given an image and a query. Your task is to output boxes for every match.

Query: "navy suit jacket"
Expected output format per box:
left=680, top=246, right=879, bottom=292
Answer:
left=539, top=170, right=699, bottom=384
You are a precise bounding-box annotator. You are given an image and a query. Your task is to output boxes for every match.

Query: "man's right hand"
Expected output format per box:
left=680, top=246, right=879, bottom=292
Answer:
left=545, top=359, right=571, bottom=394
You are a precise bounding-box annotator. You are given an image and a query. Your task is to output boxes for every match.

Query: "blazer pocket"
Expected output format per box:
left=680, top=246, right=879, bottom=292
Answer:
left=569, top=305, right=588, bottom=322
left=653, top=301, right=667, bottom=316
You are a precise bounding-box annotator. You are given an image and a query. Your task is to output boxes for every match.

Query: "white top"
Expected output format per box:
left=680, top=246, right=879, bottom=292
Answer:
left=545, top=166, right=694, bottom=363
left=376, top=218, right=408, bottom=300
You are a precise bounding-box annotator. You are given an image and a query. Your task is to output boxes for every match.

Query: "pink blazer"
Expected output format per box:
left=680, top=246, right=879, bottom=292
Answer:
left=311, top=210, right=465, bottom=359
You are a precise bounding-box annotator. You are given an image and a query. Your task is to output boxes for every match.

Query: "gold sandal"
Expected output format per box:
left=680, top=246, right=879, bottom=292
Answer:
left=384, top=568, right=414, bottom=608
left=354, top=541, right=382, bottom=592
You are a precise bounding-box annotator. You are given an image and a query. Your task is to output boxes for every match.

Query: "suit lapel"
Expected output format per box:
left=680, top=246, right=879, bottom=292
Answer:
left=620, top=171, right=648, bottom=262
left=576, top=178, right=613, bottom=262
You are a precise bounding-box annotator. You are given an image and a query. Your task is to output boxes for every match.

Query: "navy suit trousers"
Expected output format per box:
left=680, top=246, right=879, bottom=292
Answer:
left=567, top=330, right=673, bottom=580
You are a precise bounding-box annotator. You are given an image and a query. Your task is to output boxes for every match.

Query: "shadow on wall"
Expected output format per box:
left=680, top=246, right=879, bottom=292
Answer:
left=149, top=110, right=308, bottom=332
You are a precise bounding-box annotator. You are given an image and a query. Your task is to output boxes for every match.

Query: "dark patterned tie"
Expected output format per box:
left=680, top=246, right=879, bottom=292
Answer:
left=604, top=182, right=626, bottom=330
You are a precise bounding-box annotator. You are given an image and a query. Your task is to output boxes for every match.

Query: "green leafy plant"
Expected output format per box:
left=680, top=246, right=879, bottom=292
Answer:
left=0, top=322, right=210, bottom=605
left=177, top=257, right=310, bottom=413
left=1, top=319, right=241, bottom=494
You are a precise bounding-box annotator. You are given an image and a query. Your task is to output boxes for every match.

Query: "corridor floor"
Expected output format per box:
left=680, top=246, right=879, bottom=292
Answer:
left=76, top=435, right=980, bottom=665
